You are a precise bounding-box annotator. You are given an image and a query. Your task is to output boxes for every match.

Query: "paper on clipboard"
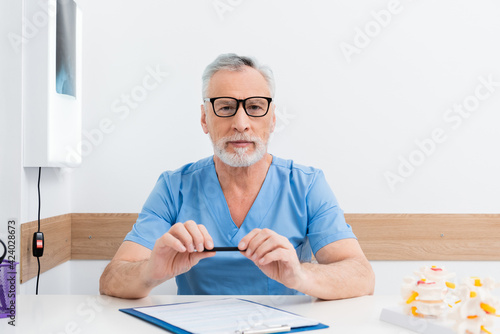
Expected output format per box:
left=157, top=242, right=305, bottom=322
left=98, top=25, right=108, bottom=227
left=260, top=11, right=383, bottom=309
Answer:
left=124, top=298, right=325, bottom=334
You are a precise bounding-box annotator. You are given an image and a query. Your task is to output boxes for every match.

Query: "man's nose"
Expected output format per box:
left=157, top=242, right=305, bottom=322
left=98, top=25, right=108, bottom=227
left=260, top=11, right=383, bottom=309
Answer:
left=231, top=103, right=250, bottom=132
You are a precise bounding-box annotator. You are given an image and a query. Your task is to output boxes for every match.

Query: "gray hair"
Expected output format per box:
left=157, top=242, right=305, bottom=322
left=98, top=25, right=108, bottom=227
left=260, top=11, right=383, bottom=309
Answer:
left=202, top=53, right=275, bottom=99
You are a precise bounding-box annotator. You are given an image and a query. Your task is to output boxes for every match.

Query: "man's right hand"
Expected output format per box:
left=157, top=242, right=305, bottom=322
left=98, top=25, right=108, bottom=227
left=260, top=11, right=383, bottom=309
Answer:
left=142, top=221, right=216, bottom=287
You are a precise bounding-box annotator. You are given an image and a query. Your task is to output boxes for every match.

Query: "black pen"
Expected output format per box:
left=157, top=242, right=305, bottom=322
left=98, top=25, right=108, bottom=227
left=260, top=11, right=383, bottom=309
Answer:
left=203, top=247, right=244, bottom=252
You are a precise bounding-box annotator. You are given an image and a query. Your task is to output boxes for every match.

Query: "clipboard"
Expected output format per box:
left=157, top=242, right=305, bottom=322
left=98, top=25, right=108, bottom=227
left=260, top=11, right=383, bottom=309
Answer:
left=119, top=298, right=329, bottom=334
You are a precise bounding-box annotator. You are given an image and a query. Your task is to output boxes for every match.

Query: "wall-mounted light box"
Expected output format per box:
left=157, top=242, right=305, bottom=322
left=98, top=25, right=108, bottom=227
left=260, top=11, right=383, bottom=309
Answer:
left=23, top=0, right=82, bottom=167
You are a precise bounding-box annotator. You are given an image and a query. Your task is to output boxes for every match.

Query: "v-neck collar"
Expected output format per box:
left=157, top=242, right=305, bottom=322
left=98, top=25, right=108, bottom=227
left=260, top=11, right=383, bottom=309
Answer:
left=202, top=155, right=281, bottom=243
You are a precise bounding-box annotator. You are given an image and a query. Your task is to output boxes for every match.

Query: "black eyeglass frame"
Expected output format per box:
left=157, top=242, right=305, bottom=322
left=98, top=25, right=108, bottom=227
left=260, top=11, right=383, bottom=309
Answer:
left=203, top=96, right=273, bottom=118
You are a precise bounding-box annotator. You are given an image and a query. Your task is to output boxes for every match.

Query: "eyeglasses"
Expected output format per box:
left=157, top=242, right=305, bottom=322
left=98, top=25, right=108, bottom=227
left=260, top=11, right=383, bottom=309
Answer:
left=203, top=96, right=272, bottom=118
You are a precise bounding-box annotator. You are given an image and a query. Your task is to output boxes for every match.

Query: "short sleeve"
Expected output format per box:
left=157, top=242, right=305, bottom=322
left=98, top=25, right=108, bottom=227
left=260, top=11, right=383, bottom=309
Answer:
left=306, top=170, right=356, bottom=254
left=124, top=173, right=178, bottom=250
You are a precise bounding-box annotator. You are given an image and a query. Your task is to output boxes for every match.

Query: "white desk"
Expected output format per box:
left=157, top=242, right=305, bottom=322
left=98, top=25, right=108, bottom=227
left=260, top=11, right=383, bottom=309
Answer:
left=0, top=295, right=439, bottom=333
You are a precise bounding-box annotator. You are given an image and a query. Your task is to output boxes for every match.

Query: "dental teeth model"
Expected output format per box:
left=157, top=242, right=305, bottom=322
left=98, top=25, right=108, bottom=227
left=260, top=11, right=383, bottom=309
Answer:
left=450, top=276, right=500, bottom=334
left=401, top=266, right=456, bottom=318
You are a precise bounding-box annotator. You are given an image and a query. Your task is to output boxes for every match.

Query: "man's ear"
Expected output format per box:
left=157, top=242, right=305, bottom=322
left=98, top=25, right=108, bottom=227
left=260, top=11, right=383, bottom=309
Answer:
left=201, top=104, right=209, bottom=134
left=270, top=103, right=276, bottom=133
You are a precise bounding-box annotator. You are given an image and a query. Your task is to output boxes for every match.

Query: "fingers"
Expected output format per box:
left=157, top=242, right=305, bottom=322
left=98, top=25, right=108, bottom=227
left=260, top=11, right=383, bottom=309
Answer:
left=239, top=229, right=304, bottom=289
left=155, top=232, right=186, bottom=253
left=147, top=221, right=215, bottom=283
left=238, top=228, right=261, bottom=251
left=241, top=228, right=292, bottom=264
left=184, top=220, right=206, bottom=252
left=197, top=224, right=214, bottom=250
left=258, top=247, right=290, bottom=266
left=159, top=221, right=214, bottom=253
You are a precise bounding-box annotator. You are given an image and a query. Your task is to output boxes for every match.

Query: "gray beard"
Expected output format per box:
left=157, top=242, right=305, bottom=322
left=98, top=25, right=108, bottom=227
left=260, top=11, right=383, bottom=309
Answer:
left=212, top=134, right=267, bottom=167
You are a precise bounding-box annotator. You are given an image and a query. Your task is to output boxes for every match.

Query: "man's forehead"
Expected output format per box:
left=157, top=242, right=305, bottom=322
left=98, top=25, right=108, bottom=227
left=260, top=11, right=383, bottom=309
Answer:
left=207, top=66, right=270, bottom=97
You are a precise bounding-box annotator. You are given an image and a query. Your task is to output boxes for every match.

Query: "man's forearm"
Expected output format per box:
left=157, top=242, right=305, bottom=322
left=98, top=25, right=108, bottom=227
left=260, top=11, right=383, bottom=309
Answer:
left=99, top=260, right=162, bottom=299
left=296, top=258, right=375, bottom=300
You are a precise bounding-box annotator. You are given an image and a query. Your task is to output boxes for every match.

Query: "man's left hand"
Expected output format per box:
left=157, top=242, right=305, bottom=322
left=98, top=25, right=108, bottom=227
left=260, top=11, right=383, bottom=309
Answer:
left=238, top=228, right=306, bottom=290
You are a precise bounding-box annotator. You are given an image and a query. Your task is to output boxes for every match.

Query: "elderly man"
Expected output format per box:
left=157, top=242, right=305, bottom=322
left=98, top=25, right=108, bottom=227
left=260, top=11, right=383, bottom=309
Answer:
left=99, top=54, right=375, bottom=299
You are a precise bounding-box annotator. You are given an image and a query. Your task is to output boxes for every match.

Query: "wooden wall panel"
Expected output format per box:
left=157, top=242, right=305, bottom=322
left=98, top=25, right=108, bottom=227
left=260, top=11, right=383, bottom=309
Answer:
left=71, top=213, right=137, bottom=260
left=21, top=213, right=500, bottom=283
left=346, top=214, right=500, bottom=260
left=20, top=214, right=72, bottom=283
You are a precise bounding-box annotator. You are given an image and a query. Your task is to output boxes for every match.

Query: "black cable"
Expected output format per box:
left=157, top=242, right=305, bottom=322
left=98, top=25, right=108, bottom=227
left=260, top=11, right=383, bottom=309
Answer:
left=36, top=167, right=41, bottom=295
left=38, top=167, right=41, bottom=233
left=36, top=257, right=40, bottom=295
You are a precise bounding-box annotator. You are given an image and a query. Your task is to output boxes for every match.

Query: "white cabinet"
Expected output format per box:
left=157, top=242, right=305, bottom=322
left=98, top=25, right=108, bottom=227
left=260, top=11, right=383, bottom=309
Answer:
left=23, top=0, right=82, bottom=167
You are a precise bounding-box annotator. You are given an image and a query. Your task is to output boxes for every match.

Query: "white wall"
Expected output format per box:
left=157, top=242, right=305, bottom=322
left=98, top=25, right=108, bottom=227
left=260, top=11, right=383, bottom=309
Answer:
left=9, top=0, right=500, bottom=294
left=68, top=0, right=500, bottom=296
left=67, top=260, right=178, bottom=295
left=71, top=0, right=500, bottom=214
left=1, top=0, right=74, bottom=295
left=0, top=0, right=22, bottom=251
left=1, top=0, right=24, bottom=301
left=0, top=0, right=73, bottom=225
left=20, top=261, right=72, bottom=295
left=21, top=168, right=72, bottom=223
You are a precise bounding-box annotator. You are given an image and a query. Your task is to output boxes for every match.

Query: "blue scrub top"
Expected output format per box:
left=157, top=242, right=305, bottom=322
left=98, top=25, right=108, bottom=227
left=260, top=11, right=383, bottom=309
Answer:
left=124, top=155, right=356, bottom=295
